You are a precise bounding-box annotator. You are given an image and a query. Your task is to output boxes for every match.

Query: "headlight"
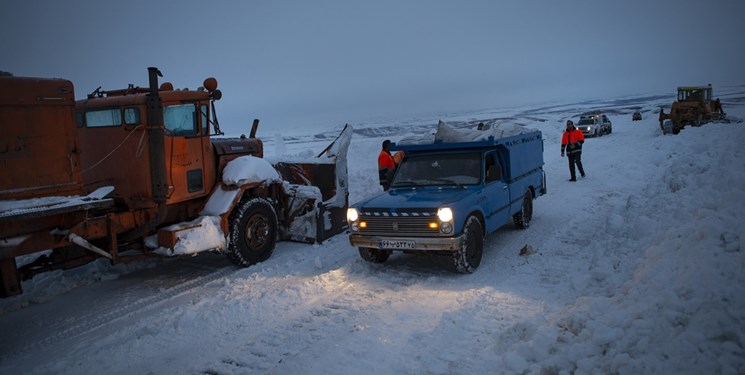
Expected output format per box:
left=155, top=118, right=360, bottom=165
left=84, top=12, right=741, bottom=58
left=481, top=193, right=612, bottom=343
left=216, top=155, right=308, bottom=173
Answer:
left=440, top=222, right=453, bottom=234
left=346, top=208, right=359, bottom=222
left=437, top=207, right=453, bottom=222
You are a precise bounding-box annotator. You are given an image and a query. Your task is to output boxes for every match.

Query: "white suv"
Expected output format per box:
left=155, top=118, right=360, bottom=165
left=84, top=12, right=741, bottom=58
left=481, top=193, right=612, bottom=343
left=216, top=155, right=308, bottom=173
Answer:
left=577, top=114, right=612, bottom=137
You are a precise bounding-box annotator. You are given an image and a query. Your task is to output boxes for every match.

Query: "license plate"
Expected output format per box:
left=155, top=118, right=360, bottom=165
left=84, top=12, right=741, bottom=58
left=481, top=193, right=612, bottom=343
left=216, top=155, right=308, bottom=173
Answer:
left=378, top=240, right=415, bottom=249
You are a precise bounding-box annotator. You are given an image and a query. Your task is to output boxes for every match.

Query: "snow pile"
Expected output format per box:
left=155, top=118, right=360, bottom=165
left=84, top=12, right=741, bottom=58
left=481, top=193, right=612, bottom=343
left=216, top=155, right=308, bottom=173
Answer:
left=199, top=185, right=240, bottom=216
left=222, top=156, right=281, bottom=186
left=151, top=216, right=226, bottom=256
left=487, top=119, right=745, bottom=374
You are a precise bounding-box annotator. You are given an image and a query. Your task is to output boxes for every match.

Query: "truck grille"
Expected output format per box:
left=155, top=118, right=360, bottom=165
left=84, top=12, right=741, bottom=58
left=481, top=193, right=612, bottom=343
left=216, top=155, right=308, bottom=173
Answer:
left=358, top=215, right=442, bottom=237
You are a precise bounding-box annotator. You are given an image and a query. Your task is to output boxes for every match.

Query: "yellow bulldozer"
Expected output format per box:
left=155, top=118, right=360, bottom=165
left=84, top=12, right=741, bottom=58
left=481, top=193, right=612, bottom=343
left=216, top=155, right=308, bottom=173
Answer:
left=658, top=84, right=726, bottom=134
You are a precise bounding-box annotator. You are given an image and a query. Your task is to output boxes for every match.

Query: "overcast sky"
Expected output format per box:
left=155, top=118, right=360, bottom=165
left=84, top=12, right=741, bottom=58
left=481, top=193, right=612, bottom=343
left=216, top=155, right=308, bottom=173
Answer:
left=2, top=0, right=744, bottom=134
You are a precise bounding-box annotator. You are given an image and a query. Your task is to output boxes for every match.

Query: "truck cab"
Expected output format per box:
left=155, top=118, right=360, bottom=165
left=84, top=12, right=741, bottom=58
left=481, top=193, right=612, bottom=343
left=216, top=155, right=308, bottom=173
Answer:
left=75, top=80, right=237, bottom=211
left=347, top=131, right=545, bottom=273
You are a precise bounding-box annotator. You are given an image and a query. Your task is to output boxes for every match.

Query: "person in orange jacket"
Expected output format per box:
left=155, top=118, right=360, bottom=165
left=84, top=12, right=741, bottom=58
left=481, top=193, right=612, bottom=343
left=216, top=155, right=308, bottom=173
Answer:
left=561, top=120, right=586, bottom=181
left=378, top=140, right=396, bottom=190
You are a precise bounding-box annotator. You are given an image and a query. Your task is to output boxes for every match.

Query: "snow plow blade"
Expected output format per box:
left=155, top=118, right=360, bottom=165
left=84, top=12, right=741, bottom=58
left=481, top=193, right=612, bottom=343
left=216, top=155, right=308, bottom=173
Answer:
left=273, top=124, right=352, bottom=244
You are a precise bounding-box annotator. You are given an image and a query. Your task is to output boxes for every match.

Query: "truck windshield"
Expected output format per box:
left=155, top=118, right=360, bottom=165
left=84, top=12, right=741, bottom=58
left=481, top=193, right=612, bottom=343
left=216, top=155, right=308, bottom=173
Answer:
left=164, top=104, right=198, bottom=136
left=392, top=152, right=481, bottom=187
left=578, top=119, right=595, bottom=125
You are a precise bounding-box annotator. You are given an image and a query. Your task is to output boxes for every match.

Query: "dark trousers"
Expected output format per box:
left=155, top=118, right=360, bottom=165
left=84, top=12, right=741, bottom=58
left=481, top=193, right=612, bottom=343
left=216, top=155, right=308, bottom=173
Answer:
left=567, top=152, right=585, bottom=180
left=379, top=168, right=394, bottom=191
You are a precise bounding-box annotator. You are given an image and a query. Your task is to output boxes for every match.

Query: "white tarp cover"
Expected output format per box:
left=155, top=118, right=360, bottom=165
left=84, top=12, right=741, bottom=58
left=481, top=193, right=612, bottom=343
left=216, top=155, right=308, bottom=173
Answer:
left=398, top=120, right=537, bottom=145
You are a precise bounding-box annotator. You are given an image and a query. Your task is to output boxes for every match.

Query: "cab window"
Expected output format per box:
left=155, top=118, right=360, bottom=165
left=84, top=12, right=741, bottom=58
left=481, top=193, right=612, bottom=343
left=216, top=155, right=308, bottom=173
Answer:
left=124, top=107, right=140, bottom=125
left=164, top=104, right=198, bottom=136
left=200, top=105, right=208, bottom=135
left=85, top=108, right=121, bottom=127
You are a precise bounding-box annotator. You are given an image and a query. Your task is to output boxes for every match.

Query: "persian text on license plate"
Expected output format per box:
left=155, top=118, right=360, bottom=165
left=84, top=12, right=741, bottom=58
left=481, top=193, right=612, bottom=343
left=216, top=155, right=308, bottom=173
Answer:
left=379, top=240, right=415, bottom=249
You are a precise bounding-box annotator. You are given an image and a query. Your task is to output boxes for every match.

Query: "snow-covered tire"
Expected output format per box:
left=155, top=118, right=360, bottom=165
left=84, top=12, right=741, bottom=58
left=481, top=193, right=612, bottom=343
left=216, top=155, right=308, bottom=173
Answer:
left=512, top=190, right=533, bottom=229
left=453, top=216, right=483, bottom=273
left=226, top=197, right=278, bottom=267
left=358, top=247, right=391, bottom=263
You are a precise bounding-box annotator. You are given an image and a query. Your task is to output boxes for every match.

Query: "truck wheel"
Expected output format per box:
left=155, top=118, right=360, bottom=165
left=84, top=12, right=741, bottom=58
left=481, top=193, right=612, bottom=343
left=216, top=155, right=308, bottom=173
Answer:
left=453, top=216, right=483, bottom=273
left=358, top=247, right=391, bottom=263
left=226, top=197, right=278, bottom=267
left=513, top=190, right=533, bottom=229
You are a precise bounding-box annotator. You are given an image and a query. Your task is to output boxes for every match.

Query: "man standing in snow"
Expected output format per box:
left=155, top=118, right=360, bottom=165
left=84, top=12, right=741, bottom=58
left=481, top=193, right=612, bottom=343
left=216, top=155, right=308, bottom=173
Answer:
left=561, top=120, right=585, bottom=181
left=378, top=140, right=396, bottom=191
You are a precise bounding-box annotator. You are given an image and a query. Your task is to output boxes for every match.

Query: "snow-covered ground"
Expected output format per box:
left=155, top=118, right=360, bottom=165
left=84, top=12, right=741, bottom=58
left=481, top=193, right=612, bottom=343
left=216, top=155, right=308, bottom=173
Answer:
left=1, top=89, right=744, bottom=374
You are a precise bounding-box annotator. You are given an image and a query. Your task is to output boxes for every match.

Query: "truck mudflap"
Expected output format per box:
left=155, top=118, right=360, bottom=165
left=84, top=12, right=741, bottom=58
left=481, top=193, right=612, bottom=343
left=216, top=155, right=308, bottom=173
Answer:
left=273, top=124, right=352, bottom=243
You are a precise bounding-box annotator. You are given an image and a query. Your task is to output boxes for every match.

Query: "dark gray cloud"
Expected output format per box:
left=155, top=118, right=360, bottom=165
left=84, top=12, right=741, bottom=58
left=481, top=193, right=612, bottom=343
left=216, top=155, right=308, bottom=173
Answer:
left=2, top=0, right=744, bottom=134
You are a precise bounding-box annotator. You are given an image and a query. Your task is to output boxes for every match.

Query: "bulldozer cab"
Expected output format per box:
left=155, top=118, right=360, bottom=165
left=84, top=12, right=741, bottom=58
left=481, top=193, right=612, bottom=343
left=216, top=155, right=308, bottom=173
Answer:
left=677, top=86, right=712, bottom=102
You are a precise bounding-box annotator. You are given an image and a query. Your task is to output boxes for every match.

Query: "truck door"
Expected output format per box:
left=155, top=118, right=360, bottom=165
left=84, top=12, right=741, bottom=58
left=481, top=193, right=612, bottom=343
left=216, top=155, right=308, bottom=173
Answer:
left=482, top=151, right=510, bottom=232
left=163, top=103, right=208, bottom=203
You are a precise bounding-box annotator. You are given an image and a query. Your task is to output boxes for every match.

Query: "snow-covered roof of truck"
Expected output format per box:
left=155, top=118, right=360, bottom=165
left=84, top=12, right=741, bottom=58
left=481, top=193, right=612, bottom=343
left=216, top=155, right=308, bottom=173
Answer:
left=391, top=120, right=540, bottom=152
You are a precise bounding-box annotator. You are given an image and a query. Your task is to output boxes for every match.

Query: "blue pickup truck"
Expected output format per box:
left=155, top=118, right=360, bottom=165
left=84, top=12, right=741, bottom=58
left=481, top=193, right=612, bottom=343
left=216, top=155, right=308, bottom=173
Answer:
left=346, top=130, right=546, bottom=272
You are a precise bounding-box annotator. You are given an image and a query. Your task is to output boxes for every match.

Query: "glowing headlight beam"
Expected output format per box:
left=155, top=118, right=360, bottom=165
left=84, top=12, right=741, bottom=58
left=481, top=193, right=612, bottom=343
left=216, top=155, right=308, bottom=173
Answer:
left=347, top=208, right=359, bottom=222
left=437, top=207, right=453, bottom=222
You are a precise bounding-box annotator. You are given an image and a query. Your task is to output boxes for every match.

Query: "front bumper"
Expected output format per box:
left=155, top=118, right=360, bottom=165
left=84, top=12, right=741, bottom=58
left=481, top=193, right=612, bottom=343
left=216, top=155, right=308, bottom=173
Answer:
left=348, top=234, right=464, bottom=251
left=581, top=127, right=596, bottom=136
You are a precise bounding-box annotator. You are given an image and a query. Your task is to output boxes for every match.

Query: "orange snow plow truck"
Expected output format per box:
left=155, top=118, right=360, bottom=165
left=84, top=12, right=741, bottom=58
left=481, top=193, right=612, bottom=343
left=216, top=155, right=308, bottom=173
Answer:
left=0, top=67, right=351, bottom=297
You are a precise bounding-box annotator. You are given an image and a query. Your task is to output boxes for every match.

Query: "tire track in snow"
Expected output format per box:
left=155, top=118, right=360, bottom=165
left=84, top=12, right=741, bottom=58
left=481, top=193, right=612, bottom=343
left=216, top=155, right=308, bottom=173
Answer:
left=198, top=261, right=476, bottom=374
left=200, top=271, right=363, bottom=373
left=2, top=264, right=236, bottom=363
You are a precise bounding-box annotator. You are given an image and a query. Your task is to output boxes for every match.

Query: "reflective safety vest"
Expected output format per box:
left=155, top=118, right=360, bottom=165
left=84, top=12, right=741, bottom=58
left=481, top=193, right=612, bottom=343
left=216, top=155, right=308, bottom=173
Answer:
left=378, top=150, right=395, bottom=170
left=378, top=150, right=395, bottom=186
left=561, top=129, right=585, bottom=155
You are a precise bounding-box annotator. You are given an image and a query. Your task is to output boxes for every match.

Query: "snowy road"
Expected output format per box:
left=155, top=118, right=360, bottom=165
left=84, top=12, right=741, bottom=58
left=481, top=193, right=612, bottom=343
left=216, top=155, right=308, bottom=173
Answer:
left=1, top=95, right=744, bottom=374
